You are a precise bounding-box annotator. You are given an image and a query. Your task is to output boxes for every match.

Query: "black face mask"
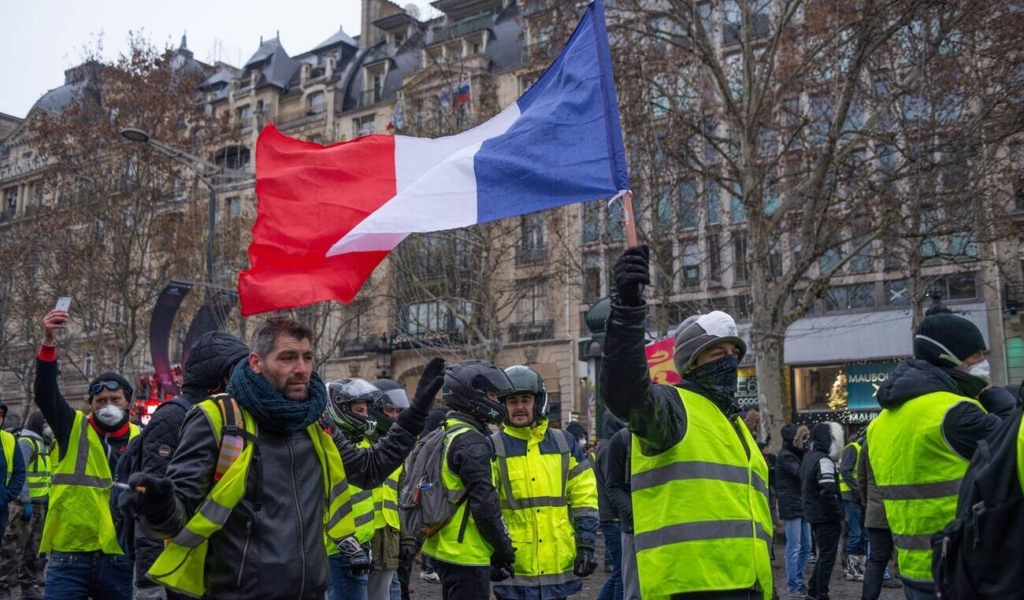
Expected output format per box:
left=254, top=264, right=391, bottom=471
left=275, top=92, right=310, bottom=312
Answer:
left=688, top=355, right=740, bottom=413
left=945, top=368, right=986, bottom=399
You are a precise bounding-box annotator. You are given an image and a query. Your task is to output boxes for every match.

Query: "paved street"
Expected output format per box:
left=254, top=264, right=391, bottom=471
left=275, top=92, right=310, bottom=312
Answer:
left=406, top=535, right=907, bottom=600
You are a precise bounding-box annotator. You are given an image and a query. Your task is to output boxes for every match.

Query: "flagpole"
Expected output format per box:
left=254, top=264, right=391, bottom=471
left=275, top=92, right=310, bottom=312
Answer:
left=622, top=191, right=638, bottom=247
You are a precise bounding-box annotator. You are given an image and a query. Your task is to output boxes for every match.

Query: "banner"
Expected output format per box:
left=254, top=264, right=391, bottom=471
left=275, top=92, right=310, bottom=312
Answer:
left=181, top=290, right=238, bottom=368
left=646, top=337, right=680, bottom=384
left=149, top=281, right=193, bottom=397
left=846, top=360, right=899, bottom=410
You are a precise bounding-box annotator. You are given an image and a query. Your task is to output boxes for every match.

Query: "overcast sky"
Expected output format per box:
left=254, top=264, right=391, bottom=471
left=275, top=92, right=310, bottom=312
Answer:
left=0, top=0, right=438, bottom=118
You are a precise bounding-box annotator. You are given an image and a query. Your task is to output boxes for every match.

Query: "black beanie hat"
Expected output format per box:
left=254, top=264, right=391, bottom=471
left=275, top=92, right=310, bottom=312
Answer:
left=914, top=314, right=986, bottom=368
left=88, top=372, right=134, bottom=404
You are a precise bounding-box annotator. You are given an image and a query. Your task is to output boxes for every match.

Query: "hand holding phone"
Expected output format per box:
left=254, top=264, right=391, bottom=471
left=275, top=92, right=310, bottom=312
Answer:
left=55, top=297, right=72, bottom=312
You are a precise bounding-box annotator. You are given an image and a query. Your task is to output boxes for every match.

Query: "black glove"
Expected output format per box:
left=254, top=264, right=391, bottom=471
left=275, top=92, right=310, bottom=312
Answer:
left=124, top=473, right=176, bottom=524
left=489, top=548, right=516, bottom=581
left=399, top=543, right=417, bottom=563
left=573, top=546, right=598, bottom=577
left=337, top=536, right=373, bottom=577
left=613, top=245, right=650, bottom=306
left=397, top=357, right=445, bottom=435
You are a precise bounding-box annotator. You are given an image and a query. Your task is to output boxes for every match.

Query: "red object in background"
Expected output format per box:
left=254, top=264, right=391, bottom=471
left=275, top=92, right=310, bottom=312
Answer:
left=646, top=337, right=681, bottom=384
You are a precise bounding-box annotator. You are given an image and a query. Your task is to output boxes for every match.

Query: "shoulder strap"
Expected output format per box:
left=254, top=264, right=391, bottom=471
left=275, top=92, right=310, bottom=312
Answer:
left=212, top=394, right=250, bottom=483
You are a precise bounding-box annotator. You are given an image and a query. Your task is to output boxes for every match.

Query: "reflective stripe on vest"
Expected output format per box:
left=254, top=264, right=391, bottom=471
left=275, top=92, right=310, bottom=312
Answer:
left=375, top=465, right=402, bottom=531
left=149, top=400, right=354, bottom=598
left=491, top=419, right=599, bottom=589
left=0, top=431, right=15, bottom=486
left=40, top=413, right=139, bottom=555
left=422, top=420, right=493, bottom=567
left=867, top=391, right=979, bottom=584
left=348, top=438, right=376, bottom=544
left=19, top=436, right=51, bottom=499
left=630, top=387, right=773, bottom=600
left=839, top=441, right=862, bottom=494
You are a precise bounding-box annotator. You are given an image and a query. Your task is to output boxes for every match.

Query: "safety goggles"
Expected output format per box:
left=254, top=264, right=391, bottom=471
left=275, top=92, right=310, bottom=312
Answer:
left=89, top=381, right=124, bottom=395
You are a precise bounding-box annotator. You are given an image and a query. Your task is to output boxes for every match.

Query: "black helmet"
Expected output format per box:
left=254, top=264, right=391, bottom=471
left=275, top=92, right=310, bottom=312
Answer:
left=502, top=365, right=548, bottom=421
left=369, top=378, right=411, bottom=435
left=326, top=378, right=381, bottom=437
left=442, top=360, right=513, bottom=424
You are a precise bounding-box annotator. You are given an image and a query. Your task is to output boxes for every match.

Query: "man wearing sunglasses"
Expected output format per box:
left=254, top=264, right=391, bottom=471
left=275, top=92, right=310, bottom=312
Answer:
left=33, top=309, right=140, bottom=600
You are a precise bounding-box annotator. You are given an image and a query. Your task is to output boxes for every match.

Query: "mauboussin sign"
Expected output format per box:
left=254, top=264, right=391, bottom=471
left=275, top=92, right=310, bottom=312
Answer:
left=846, top=360, right=900, bottom=410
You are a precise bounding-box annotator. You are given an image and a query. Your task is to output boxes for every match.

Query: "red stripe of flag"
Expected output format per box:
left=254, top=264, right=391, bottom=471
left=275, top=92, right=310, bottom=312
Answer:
left=238, top=125, right=397, bottom=315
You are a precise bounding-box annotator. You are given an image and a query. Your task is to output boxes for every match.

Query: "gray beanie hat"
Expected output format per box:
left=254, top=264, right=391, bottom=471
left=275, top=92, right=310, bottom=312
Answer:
left=673, top=311, right=747, bottom=374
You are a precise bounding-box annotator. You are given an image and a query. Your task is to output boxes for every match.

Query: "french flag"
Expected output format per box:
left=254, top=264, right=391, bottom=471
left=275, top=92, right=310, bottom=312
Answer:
left=239, top=0, right=629, bottom=315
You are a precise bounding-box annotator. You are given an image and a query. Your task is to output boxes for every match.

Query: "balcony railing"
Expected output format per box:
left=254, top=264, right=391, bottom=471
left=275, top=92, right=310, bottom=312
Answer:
left=515, top=245, right=547, bottom=265
left=275, top=103, right=327, bottom=127
left=309, top=64, right=327, bottom=80
left=358, top=88, right=383, bottom=108
left=508, top=320, right=554, bottom=343
left=443, top=13, right=496, bottom=39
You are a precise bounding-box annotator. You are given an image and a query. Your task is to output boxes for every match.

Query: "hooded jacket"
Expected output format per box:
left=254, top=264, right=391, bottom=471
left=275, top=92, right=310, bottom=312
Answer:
left=801, top=423, right=843, bottom=524
left=775, top=424, right=805, bottom=521
left=132, top=331, right=250, bottom=591
left=595, top=413, right=625, bottom=522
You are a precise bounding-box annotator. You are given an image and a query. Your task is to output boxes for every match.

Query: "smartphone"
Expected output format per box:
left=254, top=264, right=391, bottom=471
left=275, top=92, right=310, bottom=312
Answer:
left=55, top=297, right=72, bottom=312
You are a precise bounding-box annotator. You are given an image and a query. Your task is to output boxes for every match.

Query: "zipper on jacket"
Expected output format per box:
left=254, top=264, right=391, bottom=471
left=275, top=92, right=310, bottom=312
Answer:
left=236, top=519, right=252, bottom=587
left=289, top=438, right=306, bottom=599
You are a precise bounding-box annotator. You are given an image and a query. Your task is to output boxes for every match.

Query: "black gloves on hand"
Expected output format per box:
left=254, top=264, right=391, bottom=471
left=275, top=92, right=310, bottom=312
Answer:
left=397, top=357, right=446, bottom=436
left=124, top=473, right=176, bottom=524
left=613, top=245, right=650, bottom=306
left=399, top=544, right=417, bottom=563
left=573, top=547, right=598, bottom=577
left=489, top=544, right=516, bottom=577
left=337, top=536, right=373, bottom=576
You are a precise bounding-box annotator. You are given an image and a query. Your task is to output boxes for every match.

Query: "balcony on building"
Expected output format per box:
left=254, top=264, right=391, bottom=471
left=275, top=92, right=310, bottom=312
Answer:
left=508, top=320, right=554, bottom=342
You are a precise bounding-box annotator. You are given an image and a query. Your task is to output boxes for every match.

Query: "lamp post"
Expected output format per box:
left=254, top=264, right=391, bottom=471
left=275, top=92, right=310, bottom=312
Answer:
left=120, top=128, right=254, bottom=331
left=583, top=297, right=610, bottom=436
left=375, top=333, right=393, bottom=379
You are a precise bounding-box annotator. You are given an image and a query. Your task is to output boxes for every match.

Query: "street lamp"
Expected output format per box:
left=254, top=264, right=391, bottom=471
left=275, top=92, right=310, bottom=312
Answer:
left=583, top=297, right=610, bottom=436
left=120, top=128, right=254, bottom=331
left=375, top=333, right=393, bottom=379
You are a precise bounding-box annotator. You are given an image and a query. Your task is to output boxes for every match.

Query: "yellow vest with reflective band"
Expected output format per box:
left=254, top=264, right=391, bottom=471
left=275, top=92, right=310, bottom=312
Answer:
left=867, top=391, right=981, bottom=584
left=422, top=420, right=495, bottom=567
left=40, top=413, right=140, bottom=554
left=839, top=441, right=862, bottom=494
left=349, top=438, right=376, bottom=544
left=0, top=430, right=15, bottom=486
left=491, top=418, right=599, bottom=591
left=148, top=399, right=355, bottom=598
left=374, top=465, right=402, bottom=531
left=631, top=387, right=773, bottom=600
left=18, top=435, right=50, bottom=500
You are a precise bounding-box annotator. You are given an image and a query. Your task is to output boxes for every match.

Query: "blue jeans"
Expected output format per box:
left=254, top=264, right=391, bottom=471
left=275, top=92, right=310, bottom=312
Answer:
left=843, top=501, right=867, bottom=555
left=45, top=551, right=132, bottom=600
left=784, top=519, right=812, bottom=594
left=328, top=553, right=368, bottom=600
left=597, top=521, right=623, bottom=600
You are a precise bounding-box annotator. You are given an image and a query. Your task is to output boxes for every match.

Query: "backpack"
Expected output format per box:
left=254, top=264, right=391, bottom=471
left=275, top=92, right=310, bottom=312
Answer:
left=932, top=404, right=1024, bottom=599
left=399, top=424, right=470, bottom=539
left=114, top=395, right=247, bottom=556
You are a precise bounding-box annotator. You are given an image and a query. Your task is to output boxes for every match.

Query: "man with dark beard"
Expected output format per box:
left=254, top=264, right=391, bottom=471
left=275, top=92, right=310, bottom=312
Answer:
left=34, top=309, right=139, bottom=600
left=601, top=246, right=773, bottom=600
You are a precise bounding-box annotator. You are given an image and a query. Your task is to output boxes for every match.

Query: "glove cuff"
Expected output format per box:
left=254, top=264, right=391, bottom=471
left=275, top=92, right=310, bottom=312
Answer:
left=396, top=408, right=426, bottom=436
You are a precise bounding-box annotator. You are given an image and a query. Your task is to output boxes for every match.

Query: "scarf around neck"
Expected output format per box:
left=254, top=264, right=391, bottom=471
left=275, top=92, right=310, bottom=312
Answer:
left=227, top=361, right=327, bottom=435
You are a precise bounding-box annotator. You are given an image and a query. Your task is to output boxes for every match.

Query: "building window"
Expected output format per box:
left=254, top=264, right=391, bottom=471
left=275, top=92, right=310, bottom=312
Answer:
left=792, top=364, right=844, bottom=411
left=885, top=279, right=909, bottom=306
left=236, top=105, right=251, bottom=123
left=679, top=183, right=698, bottom=229
left=681, top=240, right=701, bottom=290
left=308, top=91, right=326, bottom=114
left=705, top=180, right=720, bottom=224
left=353, top=114, right=376, bottom=137
left=723, top=0, right=770, bottom=45
left=517, top=212, right=546, bottom=264
left=826, top=283, right=876, bottom=312
left=402, top=300, right=470, bottom=336
left=583, top=253, right=603, bottom=301
left=708, top=234, right=722, bottom=285
left=733, top=232, right=748, bottom=283
left=226, top=197, right=241, bottom=219
left=945, top=272, right=977, bottom=301
left=734, top=294, right=752, bottom=321
left=582, top=200, right=601, bottom=243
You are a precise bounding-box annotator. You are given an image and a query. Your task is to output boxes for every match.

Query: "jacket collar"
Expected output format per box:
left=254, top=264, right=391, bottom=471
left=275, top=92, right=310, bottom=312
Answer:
left=501, top=418, right=548, bottom=443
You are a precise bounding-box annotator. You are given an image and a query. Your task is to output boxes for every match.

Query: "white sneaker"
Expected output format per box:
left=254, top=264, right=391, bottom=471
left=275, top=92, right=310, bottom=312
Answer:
left=419, top=571, right=440, bottom=583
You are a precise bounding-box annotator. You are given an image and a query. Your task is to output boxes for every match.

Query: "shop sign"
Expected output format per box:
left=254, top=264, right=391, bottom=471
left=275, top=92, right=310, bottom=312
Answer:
left=737, top=368, right=758, bottom=407
left=845, top=360, right=899, bottom=410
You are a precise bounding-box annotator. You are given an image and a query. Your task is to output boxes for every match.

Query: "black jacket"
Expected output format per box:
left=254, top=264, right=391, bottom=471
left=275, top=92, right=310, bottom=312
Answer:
left=775, top=424, right=805, bottom=521
left=801, top=424, right=842, bottom=525
left=874, top=359, right=1015, bottom=461
left=839, top=440, right=862, bottom=505
left=595, top=413, right=625, bottom=522
left=599, top=427, right=633, bottom=533
left=133, top=332, right=249, bottom=589
left=144, top=378, right=423, bottom=600
left=441, top=412, right=514, bottom=560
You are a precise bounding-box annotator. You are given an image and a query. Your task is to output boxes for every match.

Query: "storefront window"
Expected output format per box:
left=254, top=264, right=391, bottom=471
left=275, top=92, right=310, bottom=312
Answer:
left=792, top=364, right=844, bottom=411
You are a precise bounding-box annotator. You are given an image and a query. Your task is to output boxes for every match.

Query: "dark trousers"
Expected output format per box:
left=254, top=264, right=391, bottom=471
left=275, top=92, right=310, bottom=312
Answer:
left=808, top=521, right=841, bottom=600
left=45, top=551, right=132, bottom=600
left=862, top=527, right=895, bottom=600
left=434, top=560, right=490, bottom=600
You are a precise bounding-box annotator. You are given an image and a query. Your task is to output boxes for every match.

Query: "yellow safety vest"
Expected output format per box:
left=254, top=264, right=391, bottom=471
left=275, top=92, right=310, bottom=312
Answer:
left=40, top=413, right=139, bottom=554
left=868, top=391, right=981, bottom=584
left=422, top=420, right=495, bottom=567
left=631, top=387, right=773, bottom=600
left=839, top=441, right=862, bottom=494
left=18, top=435, right=50, bottom=500
left=374, top=465, right=402, bottom=531
left=491, top=418, right=599, bottom=591
left=350, top=438, right=376, bottom=544
left=1018, top=416, right=1024, bottom=497
left=0, top=430, right=15, bottom=486
left=148, top=399, right=354, bottom=598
